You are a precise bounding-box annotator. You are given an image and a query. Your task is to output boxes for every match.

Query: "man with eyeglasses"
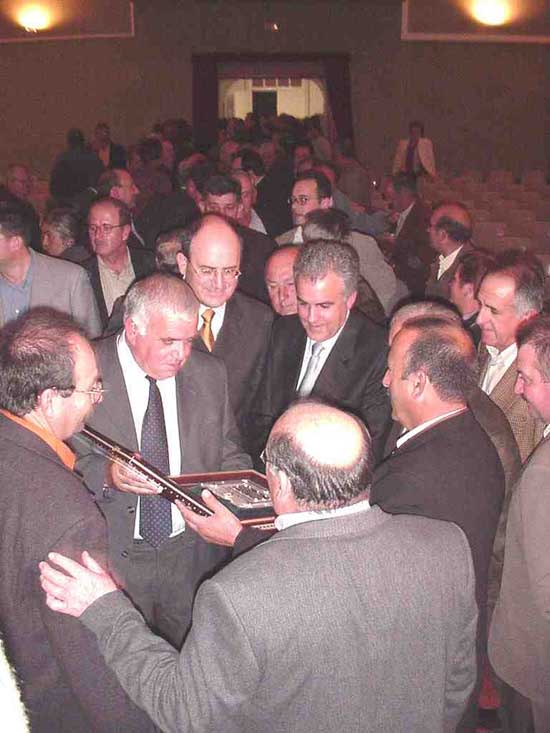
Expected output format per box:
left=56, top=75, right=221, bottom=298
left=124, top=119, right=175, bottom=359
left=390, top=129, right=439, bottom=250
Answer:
left=75, top=272, right=251, bottom=648
left=0, top=307, right=155, bottom=731
left=200, top=174, right=276, bottom=304
left=175, top=215, right=273, bottom=452
left=0, top=204, right=101, bottom=337
left=83, top=197, right=155, bottom=330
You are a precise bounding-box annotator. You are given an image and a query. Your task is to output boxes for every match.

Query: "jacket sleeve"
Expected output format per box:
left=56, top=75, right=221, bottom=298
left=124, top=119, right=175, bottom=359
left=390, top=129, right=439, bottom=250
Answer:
left=69, top=265, right=103, bottom=339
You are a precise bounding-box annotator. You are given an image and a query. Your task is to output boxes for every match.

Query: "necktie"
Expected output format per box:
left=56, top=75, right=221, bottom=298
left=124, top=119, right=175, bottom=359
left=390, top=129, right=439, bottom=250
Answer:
left=297, top=342, right=324, bottom=397
left=200, top=309, right=215, bottom=352
left=139, top=376, right=173, bottom=547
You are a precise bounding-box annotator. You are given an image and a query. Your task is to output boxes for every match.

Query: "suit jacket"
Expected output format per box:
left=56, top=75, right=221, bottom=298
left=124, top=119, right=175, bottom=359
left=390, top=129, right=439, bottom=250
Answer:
left=75, top=335, right=251, bottom=589
left=0, top=414, right=154, bottom=732
left=82, top=246, right=156, bottom=329
left=134, top=190, right=200, bottom=250
left=489, top=433, right=550, bottom=706
left=276, top=226, right=400, bottom=315
left=479, top=350, right=545, bottom=463
left=0, top=250, right=102, bottom=338
left=390, top=200, right=435, bottom=296
left=105, top=141, right=127, bottom=170
left=234, top=223, right=275, bottom=305
left=254, top=159, right=294, bottom=238
left=371, top=410, right=505, bottom=662
left=193, top=292, right=273, bottom=450
left=425, top=242, right=474, bottom=301
left=252, top=311, right=391, bottom=462
left=83, top=507, right=478, bottom=733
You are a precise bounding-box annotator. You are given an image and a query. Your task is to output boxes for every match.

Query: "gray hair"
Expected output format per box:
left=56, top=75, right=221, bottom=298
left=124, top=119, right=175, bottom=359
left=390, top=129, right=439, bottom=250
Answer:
left=390, top=300, right=461, bottom=332
left=302, top=208, right=351, bottom=243
left=294, top=239, right=359, bottom=296
left=123, top=273, right=198, bottom=333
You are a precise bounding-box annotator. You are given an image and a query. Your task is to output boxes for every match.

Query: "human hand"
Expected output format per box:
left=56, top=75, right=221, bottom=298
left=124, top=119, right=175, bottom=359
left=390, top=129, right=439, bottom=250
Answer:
left=110, top=455, right=161, bottom=496
left=39, top=551, right=117, bottom=617
left=177, top=490, right=243, bottom=547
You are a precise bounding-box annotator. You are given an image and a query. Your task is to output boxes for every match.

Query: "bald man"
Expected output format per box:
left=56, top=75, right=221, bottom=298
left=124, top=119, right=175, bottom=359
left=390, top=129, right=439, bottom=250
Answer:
left=425, top=202, right=475, bottom=300
left=264, top=245, right=299, bottom=316
left=41, top=401, right=478, bottom=732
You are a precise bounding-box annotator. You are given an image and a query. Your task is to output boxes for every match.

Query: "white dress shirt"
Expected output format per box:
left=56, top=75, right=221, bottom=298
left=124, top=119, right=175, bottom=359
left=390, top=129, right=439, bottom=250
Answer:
left=199, top=302, right=227, bottom=340
left=116, top=333, right=185, bottom=537
left=275, top=498, right=371, bottom=531
left=544, top=424, right=550, bottom=439
left=396, top=407, right=467, bottom=449
left=437, top=245, right=463, bottom=280
left=249, top=209, right=267, bottom=235
left=296, top=316, right=348, bottom=392
left=480, top=343, right=517, bottom=395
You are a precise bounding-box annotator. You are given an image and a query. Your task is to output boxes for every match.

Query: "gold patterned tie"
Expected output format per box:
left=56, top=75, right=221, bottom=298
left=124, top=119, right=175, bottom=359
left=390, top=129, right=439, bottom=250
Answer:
left=200, top=308, right=215, bottom=352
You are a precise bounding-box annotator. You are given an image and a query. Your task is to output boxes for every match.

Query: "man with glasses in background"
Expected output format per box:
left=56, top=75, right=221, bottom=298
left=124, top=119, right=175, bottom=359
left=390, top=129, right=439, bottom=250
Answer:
left=0, top=308, right=155, bottom=731
left=175, top=214, right=273, bottom=453
left=83, top=197, right=154, bottom=330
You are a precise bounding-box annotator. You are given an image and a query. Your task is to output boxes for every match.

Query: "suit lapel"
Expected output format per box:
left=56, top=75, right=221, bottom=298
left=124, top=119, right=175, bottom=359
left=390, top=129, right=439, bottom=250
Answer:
left=214, top=297, right=241, bottom=358
left=175, top=363, right=199, bottom=473
left=287, top=325, right=308, bottom=397
left=97, top=338, right=139, bottom=449
left=489, top=361, right=517, bottom=412
left=313, top=315, right=356, bottom=399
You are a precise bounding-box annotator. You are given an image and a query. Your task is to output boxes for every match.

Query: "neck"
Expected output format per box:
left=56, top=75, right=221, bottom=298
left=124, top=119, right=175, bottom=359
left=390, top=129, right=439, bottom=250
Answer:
left=0, top=247, right=31, bottom=285
left=441, top=242, right=462, bottom=257
left=99, top=247, right=129, bottom=273
left=410, top=401, right=466, bottom=429
left=241, top=210, right=252, bottom=227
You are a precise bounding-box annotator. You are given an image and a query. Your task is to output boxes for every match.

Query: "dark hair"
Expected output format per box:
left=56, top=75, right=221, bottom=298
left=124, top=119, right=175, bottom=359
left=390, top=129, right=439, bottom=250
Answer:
left=97, top=168, right=125, bottom=197
left=302, top=208, right=351, bottom=242
left=0, top=308, right=85, bottom=416
left=203, top=175, right=241, bottom=200
left=517, top=314, right=550, bottom=381
left=409, top=120, right=425, bottom=136
left=155, top=228, right=187, bottom=273
left=179, top=160, right=217, bottom=194
left=294, top=239, right=359, bottom=296
left=42, top=207, right=80, bottom=245
left=432, top=203, right=472, bottom=244
left=401, top=319, right=478, bottom=402
left=139, top=137, right=162, bottom=164
left=293, top=140, right=314, bottom=157
left=240, top=149, right=265, bottom=177
left=486, top=250, right=545, bottom=316
left=393, top=172, right=417, bottom=195
left=89, top=197, right=131, bottom=227
left=456, top=250, right=494, bottom=292
left=0, top=204, right=31, bottom=245
left=294, top=170, right=333, bottom=200
left=266, top=402, right=372, bottom=508
left=67, top=128, right=85, bottom=148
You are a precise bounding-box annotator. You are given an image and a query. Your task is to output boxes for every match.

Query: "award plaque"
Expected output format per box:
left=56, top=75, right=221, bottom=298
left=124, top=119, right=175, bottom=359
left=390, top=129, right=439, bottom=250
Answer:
left=173, top=470, right=275, bottom=526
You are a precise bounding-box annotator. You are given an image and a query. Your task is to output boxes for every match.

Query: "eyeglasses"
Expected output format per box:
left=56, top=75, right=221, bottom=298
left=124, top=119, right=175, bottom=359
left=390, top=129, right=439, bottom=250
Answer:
left=88, top=223, right=126, bottom=236
left=54, top=382, right=107, bottom=402
left=288, top=195, right=318, bottom=206
left=189, top=262, right=241, bottom=281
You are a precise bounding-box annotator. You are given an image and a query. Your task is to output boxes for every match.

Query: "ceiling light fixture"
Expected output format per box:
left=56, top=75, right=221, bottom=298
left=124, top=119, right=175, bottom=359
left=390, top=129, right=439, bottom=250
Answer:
left=17, top=4, right=52, bottom=33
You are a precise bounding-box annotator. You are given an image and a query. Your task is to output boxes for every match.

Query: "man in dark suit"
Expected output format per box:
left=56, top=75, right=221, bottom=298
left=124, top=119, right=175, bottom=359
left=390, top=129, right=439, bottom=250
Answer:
left=200, top=174, right=275, bottom=304
left=240, top=147, right=294, bottom=238
left=252, top=239, right=391, bottom=463
left=371, top=318, right=505, bottom=733
left=386, top=173, right=435, bottom=296
left=425, top=202, right=475, bottom=300
left=92, top=122, right=127, bottom=170
left=0, top=308, right=153, bottom=731
left=75, top=273, right=251, bottom=647
left=41, top=401, right=478, bottom=732
left=82, top=197, right=155, bottom=329
left=175, top=215, right=273, bottom=452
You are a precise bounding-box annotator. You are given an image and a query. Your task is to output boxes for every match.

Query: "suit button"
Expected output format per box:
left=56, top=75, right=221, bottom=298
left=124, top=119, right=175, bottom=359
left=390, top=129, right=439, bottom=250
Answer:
left=127, top=506, right=135, bottom=514
left=121, top=550, right=129, bottom=558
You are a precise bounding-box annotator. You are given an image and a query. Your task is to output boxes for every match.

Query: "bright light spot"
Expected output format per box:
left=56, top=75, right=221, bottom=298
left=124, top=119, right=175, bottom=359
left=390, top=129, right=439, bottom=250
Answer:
left=17, top=5, right=51, bottom=32
left=470, top=0, right=512, bottom=26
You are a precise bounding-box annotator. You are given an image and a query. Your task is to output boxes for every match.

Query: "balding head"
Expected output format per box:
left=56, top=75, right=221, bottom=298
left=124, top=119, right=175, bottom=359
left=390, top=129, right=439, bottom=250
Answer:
left=265, top=246, right=300, bottom=316
left=265, top=401, right=372, bottom=510
left=389, top=300, right=461, bottom=344
left=429, top=202, right=472, bottom=256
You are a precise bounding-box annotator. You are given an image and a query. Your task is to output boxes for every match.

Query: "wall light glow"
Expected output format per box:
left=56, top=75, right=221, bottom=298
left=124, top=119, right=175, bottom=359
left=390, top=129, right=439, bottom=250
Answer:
left=16, top=4, right=52, bottom=32
left=470, top=0, right=512, bottom=26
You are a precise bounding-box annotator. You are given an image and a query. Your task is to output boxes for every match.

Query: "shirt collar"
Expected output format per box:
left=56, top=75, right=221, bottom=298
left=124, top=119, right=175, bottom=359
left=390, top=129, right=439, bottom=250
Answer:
left=485, top=342, right=517, bottom=364
left=438, top=245, right=463, bottom=271
left=0, top=408, right=75, bottom=470
left=305, top=312, right=349, bottom=354
left=275, top=498, right=371, bottom=531
left=396, top=407, right=467, bottom=449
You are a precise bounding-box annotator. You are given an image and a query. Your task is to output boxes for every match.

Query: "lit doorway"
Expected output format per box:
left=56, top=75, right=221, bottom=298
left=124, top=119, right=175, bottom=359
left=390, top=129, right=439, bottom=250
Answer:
left=218, top=77, right=326, bottom=119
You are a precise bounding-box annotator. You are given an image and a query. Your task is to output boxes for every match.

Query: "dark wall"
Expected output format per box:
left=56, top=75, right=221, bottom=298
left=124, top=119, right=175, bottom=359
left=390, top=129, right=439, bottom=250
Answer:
left=0, top=0, right=548, bottom=178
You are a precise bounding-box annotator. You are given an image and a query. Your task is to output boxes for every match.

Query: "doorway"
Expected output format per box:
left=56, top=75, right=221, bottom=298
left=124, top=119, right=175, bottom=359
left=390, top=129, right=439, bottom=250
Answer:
left=253, top=91, right=277, bottom=118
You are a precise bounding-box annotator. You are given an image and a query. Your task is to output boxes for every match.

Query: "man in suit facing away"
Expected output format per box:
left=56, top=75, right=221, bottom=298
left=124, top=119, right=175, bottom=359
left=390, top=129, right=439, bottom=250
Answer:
left=490, top=314, right=550, bottom=732
left=425, top=202, right=474, bottom=300
left=41, top=400, right=478, bottom=733
left=75, top=273, right=251, bottom=647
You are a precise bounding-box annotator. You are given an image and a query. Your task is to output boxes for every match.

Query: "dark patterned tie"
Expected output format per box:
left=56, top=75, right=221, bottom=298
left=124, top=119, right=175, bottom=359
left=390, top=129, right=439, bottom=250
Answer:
left=139, top=376, right=173, bottom=547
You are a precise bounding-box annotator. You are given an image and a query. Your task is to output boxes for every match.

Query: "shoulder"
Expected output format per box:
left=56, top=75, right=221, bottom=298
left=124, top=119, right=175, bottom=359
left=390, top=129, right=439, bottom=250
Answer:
left=276, top=228, right=297, bottom=245
left=34, top=251, right=85, bottom=279
left=231, top=291, right=274, bottom=323
left=128, top=246, right=155, bottom=269
left=344, top=309, right=388, bottom=345
left=92, top=333, right=118, bottom=364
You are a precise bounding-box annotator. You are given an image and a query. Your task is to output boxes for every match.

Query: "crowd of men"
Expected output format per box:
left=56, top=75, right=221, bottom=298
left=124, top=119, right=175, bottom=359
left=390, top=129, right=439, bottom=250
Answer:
left=0, top=114, right=549, bottom=733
